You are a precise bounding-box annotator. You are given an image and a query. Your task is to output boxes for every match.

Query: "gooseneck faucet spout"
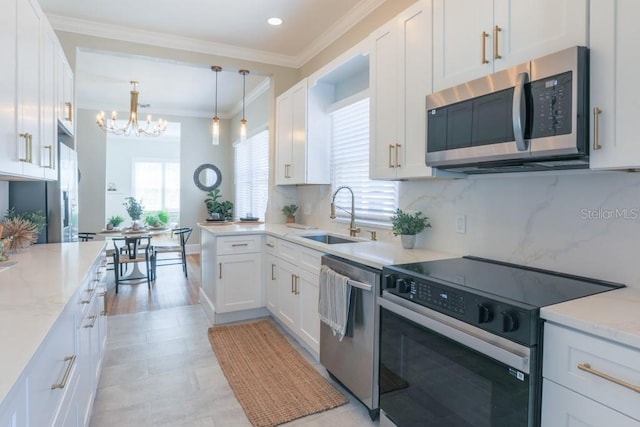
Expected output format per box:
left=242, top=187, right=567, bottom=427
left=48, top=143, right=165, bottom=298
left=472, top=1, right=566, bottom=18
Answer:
left=330, top=186, right=361, bottom=237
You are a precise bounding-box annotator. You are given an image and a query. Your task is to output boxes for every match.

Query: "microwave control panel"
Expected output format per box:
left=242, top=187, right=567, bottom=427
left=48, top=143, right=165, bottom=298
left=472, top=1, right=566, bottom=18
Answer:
left=529, top=71, right=573, bottom=138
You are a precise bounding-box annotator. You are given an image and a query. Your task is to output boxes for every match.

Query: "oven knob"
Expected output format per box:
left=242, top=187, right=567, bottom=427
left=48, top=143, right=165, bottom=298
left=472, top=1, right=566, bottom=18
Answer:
left=501, top=311, right=519, bottom=332
left=397, top=279, right=412, bottom=294
left=477, top=304, right=493, bottom=323
left=384, top=274, right=396, bottom=289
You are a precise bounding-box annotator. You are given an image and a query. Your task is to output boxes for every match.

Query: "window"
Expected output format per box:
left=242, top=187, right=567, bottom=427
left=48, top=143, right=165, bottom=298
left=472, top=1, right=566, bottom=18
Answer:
left=234, top=129, right=269, bottom=219
left=133, top=161, right=180, bottom=213
left=330, top=97, right=397, bottom=226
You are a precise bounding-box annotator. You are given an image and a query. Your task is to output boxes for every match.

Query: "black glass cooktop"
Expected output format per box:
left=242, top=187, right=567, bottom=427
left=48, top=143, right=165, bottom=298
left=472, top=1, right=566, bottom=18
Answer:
left=388, top=256, right=624, bottom=308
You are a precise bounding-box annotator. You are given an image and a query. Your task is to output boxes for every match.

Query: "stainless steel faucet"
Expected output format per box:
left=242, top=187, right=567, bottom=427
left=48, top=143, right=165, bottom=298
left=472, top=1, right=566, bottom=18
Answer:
left=330, top=186, right=361, bottom=237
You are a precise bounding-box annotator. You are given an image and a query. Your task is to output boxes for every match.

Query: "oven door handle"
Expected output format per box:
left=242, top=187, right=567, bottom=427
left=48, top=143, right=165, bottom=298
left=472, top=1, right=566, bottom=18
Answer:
left=512, top=71, right=529, bottom=152
left=379, top=292, right=531, bottom=374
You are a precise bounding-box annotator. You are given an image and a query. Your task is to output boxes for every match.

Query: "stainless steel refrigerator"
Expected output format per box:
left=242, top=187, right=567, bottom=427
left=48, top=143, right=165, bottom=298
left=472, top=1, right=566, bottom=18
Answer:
left=9, top=143, right=79, bottom=243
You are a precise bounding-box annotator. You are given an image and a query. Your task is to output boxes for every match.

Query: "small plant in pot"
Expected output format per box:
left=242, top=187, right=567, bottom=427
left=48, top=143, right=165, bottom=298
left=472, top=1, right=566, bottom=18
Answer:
left=123, top=197, right=144, bottom=229
left=281, top=204, right=298, bottom=223
left=106, top=215, right=124, bottom=230
left=390, top=208, right=431, bottom=249
left=205, top=189, right=234, bottom=220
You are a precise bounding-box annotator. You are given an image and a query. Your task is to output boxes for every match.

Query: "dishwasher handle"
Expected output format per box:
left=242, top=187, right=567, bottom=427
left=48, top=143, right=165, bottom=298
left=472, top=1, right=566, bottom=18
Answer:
left=346, top=278, right=372, bottom=292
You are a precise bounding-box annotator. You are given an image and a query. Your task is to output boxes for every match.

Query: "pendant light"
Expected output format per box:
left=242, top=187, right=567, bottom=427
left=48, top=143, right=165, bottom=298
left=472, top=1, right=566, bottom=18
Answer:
left=211, top=66, right=222, bottom=145
left=239, top=69, right=249, bottom=142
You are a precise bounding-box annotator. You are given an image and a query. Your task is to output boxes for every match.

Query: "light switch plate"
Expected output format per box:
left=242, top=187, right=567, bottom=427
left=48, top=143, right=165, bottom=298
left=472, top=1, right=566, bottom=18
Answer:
left=456, top=214, right=466, bottom=234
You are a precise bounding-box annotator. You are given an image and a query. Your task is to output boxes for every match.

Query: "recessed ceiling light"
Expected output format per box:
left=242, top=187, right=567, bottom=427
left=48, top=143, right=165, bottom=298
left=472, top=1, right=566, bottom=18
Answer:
left=267, top=17, right=283, bottom=26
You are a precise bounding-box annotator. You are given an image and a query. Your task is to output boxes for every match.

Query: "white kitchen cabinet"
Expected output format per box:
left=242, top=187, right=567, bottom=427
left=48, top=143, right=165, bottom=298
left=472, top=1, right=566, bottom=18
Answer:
left=217, top=252, right=262, bottom=313
left=275, top=79, right=332, bottom=185
left=264, top=236, right=278, bottom=314
left=369, top=0, right=438, bottom=180
left=0, top=378, right=27, bottom=427
left=0, top=0, right=21, bottom=177
left=41, top=23, right=58, bottom=180
left=57, top=46, right=74, bottom=137
left=542, top=322, right=640, bottom=425
left=589, top=0, right=640, bottom=170
left=269, top=238, right=322, bottom=355
left=432, top=0, right=588, bottom=92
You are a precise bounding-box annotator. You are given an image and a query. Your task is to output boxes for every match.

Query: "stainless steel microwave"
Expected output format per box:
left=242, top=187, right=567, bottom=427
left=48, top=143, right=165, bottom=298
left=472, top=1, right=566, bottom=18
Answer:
left=425, top=46, right=589, bottom=174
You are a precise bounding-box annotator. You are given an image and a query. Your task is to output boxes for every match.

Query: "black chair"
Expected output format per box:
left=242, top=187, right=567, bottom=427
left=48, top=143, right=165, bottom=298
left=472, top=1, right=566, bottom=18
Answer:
left=151, top=227, right=192, bottom=279
left=79, top=232, right=97, bottom=242
left=112, top=236, right=154, bottom=294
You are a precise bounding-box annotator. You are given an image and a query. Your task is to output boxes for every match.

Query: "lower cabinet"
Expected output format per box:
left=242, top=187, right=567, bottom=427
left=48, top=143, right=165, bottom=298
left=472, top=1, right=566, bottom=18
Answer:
left=217, top=253, right=262, bottom=312
left=268, top=239, right=322, bottom=355
left=0, top=251, right=107, bottom=427
left=542, top=322, right=640, bottom=426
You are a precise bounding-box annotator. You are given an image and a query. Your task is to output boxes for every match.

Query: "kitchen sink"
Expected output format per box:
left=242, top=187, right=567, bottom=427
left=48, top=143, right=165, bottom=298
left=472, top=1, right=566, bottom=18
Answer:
left=300, top=234, right=359, bottom=244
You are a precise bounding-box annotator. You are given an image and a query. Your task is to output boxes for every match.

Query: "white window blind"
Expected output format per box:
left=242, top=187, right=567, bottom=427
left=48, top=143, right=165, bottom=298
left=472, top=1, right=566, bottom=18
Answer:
left=234, top=130, right=269, bottom=219
left=330, top=98, right=397, bottom=225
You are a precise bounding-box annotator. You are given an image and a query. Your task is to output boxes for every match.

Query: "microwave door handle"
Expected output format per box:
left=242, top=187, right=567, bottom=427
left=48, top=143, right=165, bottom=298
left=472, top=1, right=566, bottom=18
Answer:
left=512, top=72, right=529, bottom=152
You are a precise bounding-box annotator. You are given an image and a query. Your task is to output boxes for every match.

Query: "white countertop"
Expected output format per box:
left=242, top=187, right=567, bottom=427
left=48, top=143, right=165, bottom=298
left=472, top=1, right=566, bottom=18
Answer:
left=541, top=287, right=640, bottom=350
left=198, top=222, right=458, bottom=269
left=0, top=242, right=106, bottom=403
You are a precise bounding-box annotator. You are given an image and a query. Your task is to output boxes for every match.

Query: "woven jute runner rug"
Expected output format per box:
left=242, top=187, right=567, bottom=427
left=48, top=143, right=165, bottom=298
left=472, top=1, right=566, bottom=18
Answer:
left=207, top=319, right=348, bottom=426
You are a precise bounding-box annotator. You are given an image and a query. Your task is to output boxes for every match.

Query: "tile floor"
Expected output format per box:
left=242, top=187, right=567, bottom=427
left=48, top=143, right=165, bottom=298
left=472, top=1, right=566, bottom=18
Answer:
left=89, top=304, right=379, bottom=426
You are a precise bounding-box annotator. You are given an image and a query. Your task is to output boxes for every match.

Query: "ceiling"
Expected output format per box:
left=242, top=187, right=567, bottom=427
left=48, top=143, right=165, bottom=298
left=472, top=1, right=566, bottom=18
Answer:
left=39, top=0, right=383, bottom=119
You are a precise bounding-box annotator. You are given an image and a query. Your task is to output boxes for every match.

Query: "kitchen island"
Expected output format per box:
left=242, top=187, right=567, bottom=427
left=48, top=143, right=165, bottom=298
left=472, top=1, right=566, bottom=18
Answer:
left=0, top=241, right=107, bottom=426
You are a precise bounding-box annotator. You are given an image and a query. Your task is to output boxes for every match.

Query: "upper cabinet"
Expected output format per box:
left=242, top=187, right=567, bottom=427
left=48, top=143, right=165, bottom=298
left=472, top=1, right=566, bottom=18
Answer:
left=370, top=0, right=438, bottom=180
left=0, top=0, right=70, bottom=180
left=57, top=47, right=74, bottom=137
left=589, top=0, right=640, bottom=170
left=432, top=0, right=588, bottom=92
left=275, top=79, right=332, bottom=185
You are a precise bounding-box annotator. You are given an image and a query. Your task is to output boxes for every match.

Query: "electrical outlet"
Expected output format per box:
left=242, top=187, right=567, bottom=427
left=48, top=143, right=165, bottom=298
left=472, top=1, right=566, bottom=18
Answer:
left=456, top=214, right=466, bottom=234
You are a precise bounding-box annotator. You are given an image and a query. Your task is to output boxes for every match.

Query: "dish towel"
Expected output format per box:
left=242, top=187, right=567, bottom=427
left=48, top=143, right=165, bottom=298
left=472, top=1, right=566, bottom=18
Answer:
left=319, top=265, right=353, bottom=341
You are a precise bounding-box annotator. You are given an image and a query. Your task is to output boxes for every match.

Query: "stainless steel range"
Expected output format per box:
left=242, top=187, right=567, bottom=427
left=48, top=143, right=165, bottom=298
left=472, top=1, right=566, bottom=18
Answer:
left=378, top=256, right=624, bottom=427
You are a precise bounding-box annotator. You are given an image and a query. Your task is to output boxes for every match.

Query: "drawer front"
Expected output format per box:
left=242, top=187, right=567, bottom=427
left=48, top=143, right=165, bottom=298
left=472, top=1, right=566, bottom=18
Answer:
left=299, top=246, right=322, bottom=275
left=542, top=379, right=639, bottom=427
left=277, top=239, right=300, bottom=264
left=264, top=235, right=277, bottom=256
left=28, top=303, right=77, bottom=427
left=216, top=235, right=261, bottom=255
left=543, top=323, right=640, bottom=420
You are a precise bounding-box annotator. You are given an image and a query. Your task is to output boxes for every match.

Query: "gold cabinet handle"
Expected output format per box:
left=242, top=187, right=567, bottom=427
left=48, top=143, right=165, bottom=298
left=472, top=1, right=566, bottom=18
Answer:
left=593, top=107, right=602, bottom=150
left=231, top=243, right=249, bottom=247
left=291, top=274, right=295, bottom=294
left=481, top=31, right=489, bottom=64
left=295, top=275, right=300, bottom=295
left=284, top=164, right=291, bottom=178
left=19, top=133, right=30, bottom=162
left=51, top=355, right=76, bottom=389
left=395, top=143, right=401, bottom=168
left=271, top=264, right=276, bottom=280
left=81, top=299, right=91, bottom=304
left=265, top=242, right=275, bottom=248
left=493, top=25, right=502, bottom=59
left=83, top=315, right=97, bottom=328
left=388, top=144, right=395, bottom=168
left=577, top=363, right=640, bottom=393
left=99, top=291, right=107, bottom=316
left=65, top=102, right=72, bottom=122
left=28, top=134, right=33, bottom=163
left=44, top=145, right=54, bottom=169
left=219, top=262, right=222, bottom=279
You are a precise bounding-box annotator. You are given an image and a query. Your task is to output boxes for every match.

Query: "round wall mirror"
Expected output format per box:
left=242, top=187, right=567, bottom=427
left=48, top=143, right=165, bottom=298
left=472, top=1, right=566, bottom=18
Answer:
left=193, top=164, right=222, bottom=192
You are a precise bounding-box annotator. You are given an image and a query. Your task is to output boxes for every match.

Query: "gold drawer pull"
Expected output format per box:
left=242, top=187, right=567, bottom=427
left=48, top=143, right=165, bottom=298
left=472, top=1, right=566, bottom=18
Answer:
left=271, top=264, right=276, bottom=280
left=593, top=107, right=602, bottom=150
left=231, top=243, right=249, bottom=247
left=83, top=315, right=97, bottom=328
left=395, top=143, right=401, bottom=168
left=80, top=299, right=91, bottom=304
left=51, top=355, right=76, bottom=389
left=481, top=31, right=489, bottom=64
left=265, top=242, right=275, bottom=248
left=577, top=363, right=640, bottom=393
left=65, top=102, right=72, bottom=122
left=219, top=262, right=222, bottom=279
left=44, top=145, right=54, bottom=169
left=388, top=144, right=395, bottom=168
left=493, top=25, right=502, bottom=59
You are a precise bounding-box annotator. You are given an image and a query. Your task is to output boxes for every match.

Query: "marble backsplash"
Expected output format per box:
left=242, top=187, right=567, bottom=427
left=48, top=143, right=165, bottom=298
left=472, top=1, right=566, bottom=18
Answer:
left=295, top=171, right=640, bottom=289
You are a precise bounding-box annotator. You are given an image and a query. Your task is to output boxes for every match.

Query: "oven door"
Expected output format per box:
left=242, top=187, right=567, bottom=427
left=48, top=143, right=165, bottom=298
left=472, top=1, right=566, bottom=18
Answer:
left=378, top=293, right=539, bottom=427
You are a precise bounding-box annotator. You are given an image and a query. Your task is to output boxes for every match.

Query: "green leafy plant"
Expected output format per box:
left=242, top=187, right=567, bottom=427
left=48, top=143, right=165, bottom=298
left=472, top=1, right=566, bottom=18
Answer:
left=204, top=189, right=234, bottom=220
left=157, top=210, right=169, bottom=224
left=390, top=209, right=431, bottom=236
left=107, top=215, right=124, bottom=227
left=4, top=208, right=46, bottom=233
left=123, top=197, right=144, bottom=220
left=144, top=210, right=169, bottom=226
left=281, top=204, right=298, bottom=217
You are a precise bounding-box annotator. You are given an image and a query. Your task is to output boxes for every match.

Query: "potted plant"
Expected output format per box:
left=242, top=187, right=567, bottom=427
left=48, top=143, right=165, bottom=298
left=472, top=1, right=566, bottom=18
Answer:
left=106, top=215, right=124, bottom=230
left=390, top=208, right=431, bottom=249
left=123, top=197, right=144, bottom=229
left=281, top=204, right=298, bottom=223
left=205, top=189, right=234, bottom=220
left=144, top=210, right=169, bottom=228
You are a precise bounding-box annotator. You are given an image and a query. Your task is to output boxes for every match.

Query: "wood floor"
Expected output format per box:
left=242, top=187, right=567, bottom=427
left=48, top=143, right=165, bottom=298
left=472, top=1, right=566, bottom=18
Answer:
left=105, top=254, right=200, bottom=316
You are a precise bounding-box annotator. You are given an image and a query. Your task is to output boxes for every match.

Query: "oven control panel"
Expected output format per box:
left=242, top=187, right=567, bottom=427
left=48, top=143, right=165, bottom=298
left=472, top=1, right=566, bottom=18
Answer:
left=382, top=271, right=536, bottom=346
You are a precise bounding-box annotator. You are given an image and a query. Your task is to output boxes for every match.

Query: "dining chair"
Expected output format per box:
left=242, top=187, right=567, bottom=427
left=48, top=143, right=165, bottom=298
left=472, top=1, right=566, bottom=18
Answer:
left=112, top=236, right=154, bottom=293
left=78, top=232, right=97, bottom=242
left=151, top=227, right=192, bottom=279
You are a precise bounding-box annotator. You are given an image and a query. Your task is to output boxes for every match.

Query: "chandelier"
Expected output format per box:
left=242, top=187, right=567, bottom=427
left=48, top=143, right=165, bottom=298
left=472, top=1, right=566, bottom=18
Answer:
left=96, top=81, right=167, bottom=136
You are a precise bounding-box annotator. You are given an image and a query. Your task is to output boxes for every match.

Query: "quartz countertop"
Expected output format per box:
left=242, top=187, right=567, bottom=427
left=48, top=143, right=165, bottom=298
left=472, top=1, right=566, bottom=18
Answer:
left=0, top=242, right=106, bottom=403
left=197, top=222, right=458, bottom=269
left=541, top=287, right=640, bottom=350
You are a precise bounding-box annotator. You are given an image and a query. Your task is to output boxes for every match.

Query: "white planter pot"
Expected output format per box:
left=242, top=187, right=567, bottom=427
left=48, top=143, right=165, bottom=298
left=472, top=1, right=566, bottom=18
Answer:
left=400, top=234, right=416, bottom=249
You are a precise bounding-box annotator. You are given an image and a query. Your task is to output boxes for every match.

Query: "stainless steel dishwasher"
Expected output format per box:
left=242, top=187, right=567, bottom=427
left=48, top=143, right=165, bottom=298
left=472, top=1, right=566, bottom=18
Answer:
left=319, top=254, right=381, bottom=420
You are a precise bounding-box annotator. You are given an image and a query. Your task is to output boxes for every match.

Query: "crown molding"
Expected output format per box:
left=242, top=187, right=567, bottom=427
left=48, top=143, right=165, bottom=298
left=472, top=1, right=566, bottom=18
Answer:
left=47, top=14, right=299, bottom=68
left=294, top=0, right=386, bottom=67
left=228, top=77, right=271, bottom=118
